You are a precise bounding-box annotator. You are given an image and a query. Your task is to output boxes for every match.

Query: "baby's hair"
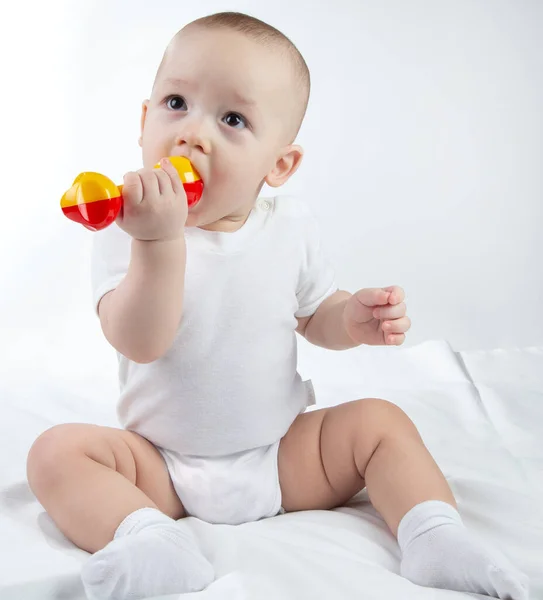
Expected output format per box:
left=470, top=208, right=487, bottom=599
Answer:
left=157, top=12, right=311, bottom=138
left=189, top=12, right=311, bottom=115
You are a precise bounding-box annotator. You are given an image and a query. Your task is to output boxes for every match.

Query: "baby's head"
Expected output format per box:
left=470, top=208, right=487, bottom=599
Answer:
left=139, top=12, right=310, bottom=231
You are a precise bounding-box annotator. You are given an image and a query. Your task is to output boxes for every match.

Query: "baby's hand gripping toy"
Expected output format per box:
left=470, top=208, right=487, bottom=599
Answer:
left=60, top=156, right=203, bottom=231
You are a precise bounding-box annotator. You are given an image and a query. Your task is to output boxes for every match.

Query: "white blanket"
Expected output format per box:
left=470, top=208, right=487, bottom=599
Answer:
left=1, top=340, right=542, bottom=599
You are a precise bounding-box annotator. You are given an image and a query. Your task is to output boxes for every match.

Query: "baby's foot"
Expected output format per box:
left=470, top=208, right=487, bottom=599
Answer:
left=398, top=501, right=529, bottom=599
left=81, top=509, right=214, bottom=600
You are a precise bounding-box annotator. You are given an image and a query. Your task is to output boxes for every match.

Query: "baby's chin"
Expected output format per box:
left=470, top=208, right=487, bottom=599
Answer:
left=186, top=206, right=253, bottom=233
left=184, top=189, right=257, bottom=231
left=184, top=203, right=220, bottom=230
left=184, top=209, right=205, bottom=229
left=184, top=214, right=202, bottom=229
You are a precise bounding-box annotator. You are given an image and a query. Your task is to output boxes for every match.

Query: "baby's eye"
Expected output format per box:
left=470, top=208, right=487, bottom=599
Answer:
left=223, top=112, right=247, bottom=129
left=165, top=95, right=187, bottom=111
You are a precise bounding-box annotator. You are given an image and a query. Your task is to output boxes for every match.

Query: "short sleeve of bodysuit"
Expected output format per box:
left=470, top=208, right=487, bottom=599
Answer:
left=91, top=224, right=132, bottom=315
left=293, top=202, right=338, bottom=318
left=91, top=196, right=338, bottom=320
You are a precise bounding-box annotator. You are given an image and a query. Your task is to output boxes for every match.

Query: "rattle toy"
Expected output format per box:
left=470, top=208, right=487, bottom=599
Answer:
left=60, top=156, right=203, bottom=231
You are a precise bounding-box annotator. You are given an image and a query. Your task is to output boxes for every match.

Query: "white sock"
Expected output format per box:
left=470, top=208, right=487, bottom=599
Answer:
left=397, top=501, right=529, bottom=599
left=81, top=507, right=215, bottom=600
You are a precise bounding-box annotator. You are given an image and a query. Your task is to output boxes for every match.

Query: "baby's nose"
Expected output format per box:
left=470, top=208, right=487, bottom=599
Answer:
left=175, top=125, right=211, bottom=155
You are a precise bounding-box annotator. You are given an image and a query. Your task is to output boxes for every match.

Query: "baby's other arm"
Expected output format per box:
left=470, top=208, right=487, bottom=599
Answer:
left=296, top=286, right=410, bottom=349
left=296, top=290, right=353, bottom=350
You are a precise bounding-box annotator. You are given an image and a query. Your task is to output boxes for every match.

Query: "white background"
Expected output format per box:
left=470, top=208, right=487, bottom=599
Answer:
left=0, top=0, right=541, bottom=390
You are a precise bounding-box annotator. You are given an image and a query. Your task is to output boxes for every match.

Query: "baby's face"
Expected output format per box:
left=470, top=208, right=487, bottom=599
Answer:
left=140, top=26, right=303, bottom=231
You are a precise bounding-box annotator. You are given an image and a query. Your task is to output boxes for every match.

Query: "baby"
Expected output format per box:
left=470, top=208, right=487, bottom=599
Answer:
left=27, top=11, right=528, bottom=600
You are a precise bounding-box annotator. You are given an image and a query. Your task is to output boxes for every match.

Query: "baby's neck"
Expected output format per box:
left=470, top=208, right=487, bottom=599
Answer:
left=198, top=208, right=253, bottom=233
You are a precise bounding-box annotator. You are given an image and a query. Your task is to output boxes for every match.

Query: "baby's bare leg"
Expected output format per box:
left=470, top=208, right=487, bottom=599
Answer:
left=278, top=398, right=454, bottom=534
left=278, top=398, right=528, bottom=599
left=28, top=424, right=214, bottom=598
left=27, top=423, right=184, bottom=553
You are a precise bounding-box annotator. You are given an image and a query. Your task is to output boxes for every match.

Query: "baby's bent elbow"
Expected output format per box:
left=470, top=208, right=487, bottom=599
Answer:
left=98, top=295, right=178, bottom=363
left=128, top=351, right=158, bottom=365
left=118, top=340, right=171, bottom=364
left=101, top=326, right=170, bottom=364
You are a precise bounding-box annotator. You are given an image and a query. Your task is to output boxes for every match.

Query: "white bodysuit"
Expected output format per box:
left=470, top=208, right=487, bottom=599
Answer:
left=91, top=195, right=337, bottom=523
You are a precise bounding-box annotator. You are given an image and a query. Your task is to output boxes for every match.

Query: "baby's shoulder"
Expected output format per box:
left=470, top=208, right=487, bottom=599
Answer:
left=263, top=194, right=312, bottom=221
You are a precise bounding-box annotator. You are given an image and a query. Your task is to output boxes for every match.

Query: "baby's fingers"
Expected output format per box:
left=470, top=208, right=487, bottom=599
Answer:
left=373, top=302, right=406, bottom=320
left=154, top=166, right=173, bottom=195
left=381, top=316, right=411, bottom=334
left=137, top=168, right=161, bottom=201
left=383, top=285, right=405, bottom=305
left=122, top=171, right=144, bottom=206
left=385, top=333, right=406, bottom=346
left=354, top=288, right=391, bottom=308
left=159, top=157, right=184, bottom=196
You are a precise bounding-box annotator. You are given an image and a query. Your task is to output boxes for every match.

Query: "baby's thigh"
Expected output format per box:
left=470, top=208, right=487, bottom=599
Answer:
left=27, top=423, right=184, bottom=520
left=278, top=398, right=414, bottom=512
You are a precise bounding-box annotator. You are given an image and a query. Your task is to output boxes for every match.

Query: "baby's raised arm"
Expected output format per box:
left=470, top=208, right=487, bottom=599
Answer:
left=98, top=237, right=186, bottom=363
left=98, top=158, right=188, bottom=363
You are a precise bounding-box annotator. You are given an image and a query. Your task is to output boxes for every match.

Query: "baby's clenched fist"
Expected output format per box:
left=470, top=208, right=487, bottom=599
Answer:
left=117, top=158, right=189, bottom=241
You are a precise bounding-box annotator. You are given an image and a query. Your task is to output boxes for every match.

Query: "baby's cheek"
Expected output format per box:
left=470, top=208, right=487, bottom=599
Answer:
left=215, top=159, right=248, bottom=188
left=141, top=143, right=163, bottom=169
left=214, top=145, right=267, bottom=194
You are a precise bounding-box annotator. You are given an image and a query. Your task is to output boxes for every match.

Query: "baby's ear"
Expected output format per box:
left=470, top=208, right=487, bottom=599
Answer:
left=138, top=100, right=150, bottom=147
left=265, top=145, right=304, bottom=188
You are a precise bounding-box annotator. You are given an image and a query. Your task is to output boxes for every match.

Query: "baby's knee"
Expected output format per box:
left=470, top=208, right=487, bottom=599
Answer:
left=27, top=424, right=83, bottom=488
left=354, top=398, right=420, bottom=441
